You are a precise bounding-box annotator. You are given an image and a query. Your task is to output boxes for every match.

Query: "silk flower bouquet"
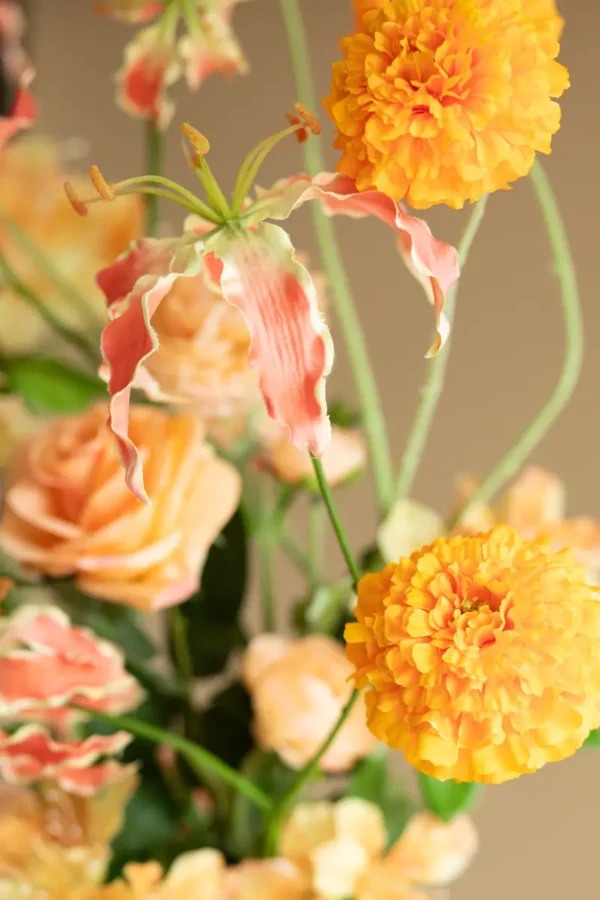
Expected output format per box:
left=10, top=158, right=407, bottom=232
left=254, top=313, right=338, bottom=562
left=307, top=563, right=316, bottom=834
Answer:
left=0, top=1, right=595, bottom=898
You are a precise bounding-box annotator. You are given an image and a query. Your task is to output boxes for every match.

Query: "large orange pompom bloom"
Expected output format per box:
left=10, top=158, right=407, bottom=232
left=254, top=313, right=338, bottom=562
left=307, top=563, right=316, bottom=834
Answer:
left=325, top=0, right=569, bottom=209
left=345, top=526, right=600, bottom=783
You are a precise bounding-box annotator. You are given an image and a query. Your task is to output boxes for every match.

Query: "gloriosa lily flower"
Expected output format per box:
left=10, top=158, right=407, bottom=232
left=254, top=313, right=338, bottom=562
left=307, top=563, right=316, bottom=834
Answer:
left=66, top=110, right=459, bottom=503
left=0, top=1, right=36, bottom=150
left=97, top=0, right=250, bottom=127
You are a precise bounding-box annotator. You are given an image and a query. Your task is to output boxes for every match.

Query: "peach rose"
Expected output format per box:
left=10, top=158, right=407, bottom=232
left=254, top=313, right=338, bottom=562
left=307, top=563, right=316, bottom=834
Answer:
left=279, top=800, right=478, bottom=900
left=259, top=424, right=367, bottom=488
left=242, top=635, right=375, bottom=772
left=99, top=850, right=308, bottom=900
left=0, top=137, right=142, bottom=353
left=0, top=404, right=241, bottom=610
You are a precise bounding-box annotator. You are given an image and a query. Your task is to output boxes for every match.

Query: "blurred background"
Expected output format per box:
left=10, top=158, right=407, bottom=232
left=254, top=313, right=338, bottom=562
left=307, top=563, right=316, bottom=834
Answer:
left=22, top=2, right=599, bottom=897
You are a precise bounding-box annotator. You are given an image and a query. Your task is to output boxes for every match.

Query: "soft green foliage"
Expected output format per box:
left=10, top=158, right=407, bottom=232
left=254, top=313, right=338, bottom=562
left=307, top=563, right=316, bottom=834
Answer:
left=417, top=773, right=480, bottom=822
left=2, top=357, right=106, bottom=414
left=348, top=749, right=417, bottom=848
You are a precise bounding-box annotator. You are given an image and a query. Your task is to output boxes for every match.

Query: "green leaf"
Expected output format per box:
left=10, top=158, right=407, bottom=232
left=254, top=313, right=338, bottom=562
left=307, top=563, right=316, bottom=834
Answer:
left=348, top=749, right=417, bottom=847
left=3, top=357, right=106, bottom=414
left=584, top=728, right=600, bottom=747
left=229, top=750, right=296, bottom=858
left=200, top=681, right=254, bottom=771
left=328, top=400, right=361, bottom=428
left=107, top=778, right=182, bottom=877
left=417, top=772, right=480, bottom=822
left=171, top=509, right=248, bottom=677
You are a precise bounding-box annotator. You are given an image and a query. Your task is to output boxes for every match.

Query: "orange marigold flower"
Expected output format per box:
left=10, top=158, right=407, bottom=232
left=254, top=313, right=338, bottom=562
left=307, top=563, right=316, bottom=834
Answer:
left=345, top=526, right=600, bottom=784
left=325, top=0, right=569, bottom=209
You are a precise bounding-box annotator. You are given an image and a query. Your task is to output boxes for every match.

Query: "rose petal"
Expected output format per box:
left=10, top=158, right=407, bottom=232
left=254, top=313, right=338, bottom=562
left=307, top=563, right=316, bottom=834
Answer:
left=99, top=240, right=203, bottom=502
left=207, top=223, right=333, bottom=456
left=251, top=172, right=459, bottom=357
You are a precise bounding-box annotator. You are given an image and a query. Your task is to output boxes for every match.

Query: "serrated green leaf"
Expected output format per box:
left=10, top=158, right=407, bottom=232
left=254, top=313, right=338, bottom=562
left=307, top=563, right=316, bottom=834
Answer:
left=3, top=357, right=106, bottom=414
left=348, top=750, right=417, bottom=847
left=418, top=773, right=480, bottom=822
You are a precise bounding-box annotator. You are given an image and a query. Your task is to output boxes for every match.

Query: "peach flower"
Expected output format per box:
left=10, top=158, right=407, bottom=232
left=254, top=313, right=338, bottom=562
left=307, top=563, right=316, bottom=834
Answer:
left=0, top=137, right=141, bottom=353
left=0, top=604, right=142, bottom=721
left=258, top=423, right=366, bottom=488
left=457, top=467, right=600, bottom=582
left=0, top=726, right=132, bottom=794
left=0, top=404, right=241, bottom=610
left=98, top=850, right=308, bottom=900
left=279, top=800, right=477, bottom=900
left=242, top=635, right=375, bottom=772
left=0, top=768, right=137, bottom=899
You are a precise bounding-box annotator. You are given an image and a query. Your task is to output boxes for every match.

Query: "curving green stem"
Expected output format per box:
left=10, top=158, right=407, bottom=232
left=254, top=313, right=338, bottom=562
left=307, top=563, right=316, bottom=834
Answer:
left=77, top=707, right=272, bottom=812
left=263, top=455, right=362, bottom=854
left=449, top=161, right=583, bottom=528
left=279, top=0, right=394, bottom=519
left=394, top=196, right=489, bottom=505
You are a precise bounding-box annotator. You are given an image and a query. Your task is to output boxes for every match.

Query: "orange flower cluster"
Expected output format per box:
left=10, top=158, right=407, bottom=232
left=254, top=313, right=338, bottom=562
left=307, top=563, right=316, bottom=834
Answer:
left=346, top=526, right=600, bottom=783
left=325, top=0, right=569, bottom=208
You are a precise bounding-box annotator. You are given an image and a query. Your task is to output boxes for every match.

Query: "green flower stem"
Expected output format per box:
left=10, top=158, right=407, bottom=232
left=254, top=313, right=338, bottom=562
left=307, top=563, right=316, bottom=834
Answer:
left=310, top=456, right=361, bottom=585
left=264, top=686, right=360, bottom=855
left=257, top=487, right=295, bottom=631
left=263, top=455, right=362, bottom=854
left=281, top=530, right=312, bottom=576
left=0, top=254, right=99, bottom=366
left=259, top=532, right=276, bottom=631
left=145, top=121, right=163, bottom=237
left=394, top=196, right=489, bottom=506
left=169, top=606, right=195, bottom=684
left=449, top=161, right=583, bottom=528
left=77, top=707, right=273, bottom=813
left=0, top=206, right=103, bottom=329
left=279, top=0, right=394, bottom=519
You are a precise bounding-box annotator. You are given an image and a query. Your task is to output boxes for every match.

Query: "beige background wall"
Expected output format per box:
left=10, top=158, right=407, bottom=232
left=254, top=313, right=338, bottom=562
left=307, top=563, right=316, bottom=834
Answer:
left=28, top=2, right=599, bottom=897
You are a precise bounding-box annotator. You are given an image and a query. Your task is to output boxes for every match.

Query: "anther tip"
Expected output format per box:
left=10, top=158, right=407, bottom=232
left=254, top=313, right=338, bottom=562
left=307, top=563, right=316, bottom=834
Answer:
left=181, top=123, right=210, bottom=156
left=64, top=182, right=88, bottom=216
left=89, top=164, right=116, bottom=201
left=286, top=112, right=309, bottom=144
left=295, top=102, right=321, bottom=135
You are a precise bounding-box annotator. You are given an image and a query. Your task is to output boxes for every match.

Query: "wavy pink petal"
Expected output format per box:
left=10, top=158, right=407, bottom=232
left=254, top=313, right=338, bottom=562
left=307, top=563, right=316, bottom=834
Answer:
left=0, top=605, right=142, bottom=718
left=116, top=24, right=181, bottom=128
left=0, top=726, right=131, bottom=792
left=179, top=8, right=247, bottom=91
left=253, top=172, right=459, bottom=357
left=207, top=223, right=332, bottom=456
left=99, top=240, right=202, bottom=502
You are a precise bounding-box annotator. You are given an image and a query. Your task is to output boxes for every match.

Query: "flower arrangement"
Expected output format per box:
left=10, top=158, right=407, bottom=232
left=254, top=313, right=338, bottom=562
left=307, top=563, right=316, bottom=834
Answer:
left=0, top=0, right=595, bottom=897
